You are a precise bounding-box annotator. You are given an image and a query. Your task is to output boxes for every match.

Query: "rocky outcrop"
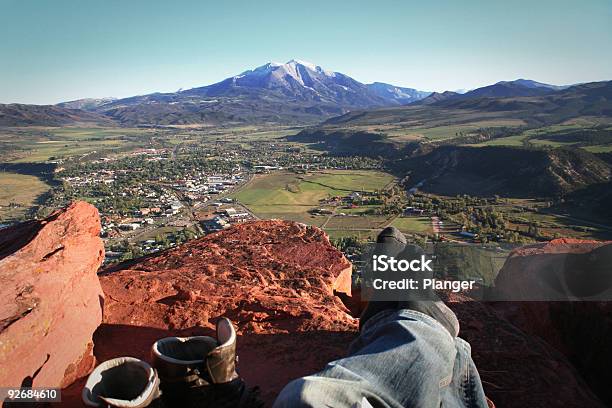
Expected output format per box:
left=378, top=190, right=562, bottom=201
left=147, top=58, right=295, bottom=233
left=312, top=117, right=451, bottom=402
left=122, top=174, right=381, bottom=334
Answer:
left=0, top=201, right=104, bottom=389
left=72, top=220, right=356, bottom=405
left=490, top=239, right=612, bottom=406
left=447, top=292, right=606, bottom=408
left=99, top=220, right=354, bottom=333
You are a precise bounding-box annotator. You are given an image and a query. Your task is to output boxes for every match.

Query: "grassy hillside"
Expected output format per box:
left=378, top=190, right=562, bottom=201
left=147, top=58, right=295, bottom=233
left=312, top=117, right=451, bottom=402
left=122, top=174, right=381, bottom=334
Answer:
left=0, top=104, right=115, bottom=127
left=395, top=145, right=611, bottom=197
left=557, top=181, right=612, bottom=220
left=0, top=127, right=155, bottom=163
left=471, top=124, right=612, bottom=151
left=314, top=81, right=612, bottom=140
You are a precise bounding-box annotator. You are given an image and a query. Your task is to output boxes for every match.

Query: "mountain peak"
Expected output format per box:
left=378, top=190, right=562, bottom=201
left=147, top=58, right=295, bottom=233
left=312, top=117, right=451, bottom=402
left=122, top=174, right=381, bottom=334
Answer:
left=496, top=79, right=568, bottom=91
left=282, top=59, right=336, bottom=77
left=286, top=59, right=318, bottom=70
left=237, top=59, right=334, bottom=80
left=412, top=90, right=459, bottom=105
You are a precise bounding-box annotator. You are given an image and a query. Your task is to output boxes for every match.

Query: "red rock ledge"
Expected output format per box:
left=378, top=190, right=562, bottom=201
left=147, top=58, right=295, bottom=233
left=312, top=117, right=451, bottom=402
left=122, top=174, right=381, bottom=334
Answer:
left=0, top=201, right=104, bottom=389
left=92, top=220, right=356, bottom=404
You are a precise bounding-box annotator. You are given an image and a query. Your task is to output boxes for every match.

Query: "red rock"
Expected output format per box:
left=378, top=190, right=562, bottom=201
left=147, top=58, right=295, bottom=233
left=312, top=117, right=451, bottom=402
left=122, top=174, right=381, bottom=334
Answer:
left=490, top=240, right=612, bottom=406
left=5, top=203, right=606, bottom=407
left=446, top=292, right=606, bottom=408
left=64, top=220, right=356, bottom=405
left=0, top=201, right=104, bottom=389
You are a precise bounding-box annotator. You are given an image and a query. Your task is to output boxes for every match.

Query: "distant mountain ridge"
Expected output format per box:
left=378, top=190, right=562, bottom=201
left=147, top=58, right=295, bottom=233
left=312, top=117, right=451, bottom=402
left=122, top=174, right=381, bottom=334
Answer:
left=434, top=80, right=612, bottom=121
left=0, top=103, right=114, bottom=127
left=412, top=79, right=570, bottom=105
left=57, top=97, right=118, bottom=110
left=460, top=79, right=559, bottom=99
left=325, top=80, right=612, bottom=128
left=502, top=79, right=569, bottom=91
left=415, top=91, right=460, bottom=105
left=0, top=60, right=603, bottom=127
left=85, top=60, right=432, bottom=126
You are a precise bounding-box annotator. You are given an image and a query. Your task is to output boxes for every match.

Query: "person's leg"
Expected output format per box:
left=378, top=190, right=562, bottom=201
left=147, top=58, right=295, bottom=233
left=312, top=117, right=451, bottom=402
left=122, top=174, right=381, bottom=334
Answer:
left=360, top=239, right=460, bottom=337
left=359, top=227, right=407, bottom=327
left=274, top=309, right=462, bottom=408
left=274, top=228, right=488, bottom=408
left=443, top=337, right=489, bottom=408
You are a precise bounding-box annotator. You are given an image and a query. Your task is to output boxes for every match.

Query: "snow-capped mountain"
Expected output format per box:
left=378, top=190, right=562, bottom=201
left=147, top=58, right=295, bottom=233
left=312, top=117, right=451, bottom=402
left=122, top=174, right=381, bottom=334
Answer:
left=366, top=82, right=431, bottom=104
left=64, top=60, right=431, bottom=125
left=181, top=59, right=410, bottom=108
left=57, top=97, right=117, bottom=110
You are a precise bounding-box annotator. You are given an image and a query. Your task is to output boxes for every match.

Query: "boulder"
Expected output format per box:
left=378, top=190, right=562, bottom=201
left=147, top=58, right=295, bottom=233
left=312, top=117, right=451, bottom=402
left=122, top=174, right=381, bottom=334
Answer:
left=0, top=201, right=104, bottom=388
left=90, top=220, right=356, bottom=404
left=490, top=239, right=612, bottom=406
left=447, top=292, right=606, bottom=407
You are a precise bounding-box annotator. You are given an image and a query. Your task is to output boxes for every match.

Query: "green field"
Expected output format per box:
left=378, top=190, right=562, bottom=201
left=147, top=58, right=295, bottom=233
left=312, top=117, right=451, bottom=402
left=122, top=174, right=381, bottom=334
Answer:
left=391, top=216, right=433, bottom=234
left=0, top=172, right=50, bottom=221
left=189, top=125, right=301, bottom=143
left=231, top=170, right=397, bottom=234
left=230, top=170, right=441, bottom=240
left=471, top=134, right=526, bottom=147
left=325, top=229, right=379, bottom=240
left=583, top=144, right=612, bottom=153
left=0, top=127, right=153, bottom=163
left=233, top=170, right=393, bottom=211
left=13, top=139, right=124, bottom=162
left=324, top=216, right=391, bottom=230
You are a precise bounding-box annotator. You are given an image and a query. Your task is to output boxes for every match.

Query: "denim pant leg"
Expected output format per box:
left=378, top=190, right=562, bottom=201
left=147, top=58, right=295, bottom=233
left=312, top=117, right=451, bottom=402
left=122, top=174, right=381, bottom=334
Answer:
left=273, top=309, right=474, bottom=408
left=443, top=337, right=489, bottom=408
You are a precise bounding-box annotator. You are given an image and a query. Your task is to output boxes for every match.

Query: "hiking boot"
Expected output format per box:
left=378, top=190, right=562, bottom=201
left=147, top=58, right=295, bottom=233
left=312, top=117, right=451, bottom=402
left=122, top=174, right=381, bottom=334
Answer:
left=395, top=244, right=459, bottom=337
left=376, top=226, right=407, bottom=257
left=151, top=317, right=262, bottom=408
left=361, top=236, right=460, bottom=337
left=82, top=357, right=163, bottom=408
left=360, top=227, right=407, bottom=330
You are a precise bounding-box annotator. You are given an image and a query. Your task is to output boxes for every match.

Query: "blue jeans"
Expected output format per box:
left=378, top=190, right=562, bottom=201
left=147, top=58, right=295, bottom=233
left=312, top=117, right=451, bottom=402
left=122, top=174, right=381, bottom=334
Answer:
left=273, top=309, right=488, bottom=408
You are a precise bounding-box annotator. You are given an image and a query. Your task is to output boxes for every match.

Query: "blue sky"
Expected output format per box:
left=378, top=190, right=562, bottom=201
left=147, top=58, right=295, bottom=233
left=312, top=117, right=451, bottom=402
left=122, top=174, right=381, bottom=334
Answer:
left=1, top=0, right=611, bottom=104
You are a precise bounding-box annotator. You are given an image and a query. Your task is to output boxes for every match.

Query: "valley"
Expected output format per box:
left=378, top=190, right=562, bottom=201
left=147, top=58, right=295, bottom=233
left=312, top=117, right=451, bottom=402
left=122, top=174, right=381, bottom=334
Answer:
left=1, top=109, right=610, bottom=264
left=1, top=61, right=611, bottom=264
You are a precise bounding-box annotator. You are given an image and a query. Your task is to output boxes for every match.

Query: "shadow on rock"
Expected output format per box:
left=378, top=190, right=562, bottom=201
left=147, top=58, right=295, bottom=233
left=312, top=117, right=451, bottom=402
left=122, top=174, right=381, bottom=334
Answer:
left=61, top=323, right=358, bottom=407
